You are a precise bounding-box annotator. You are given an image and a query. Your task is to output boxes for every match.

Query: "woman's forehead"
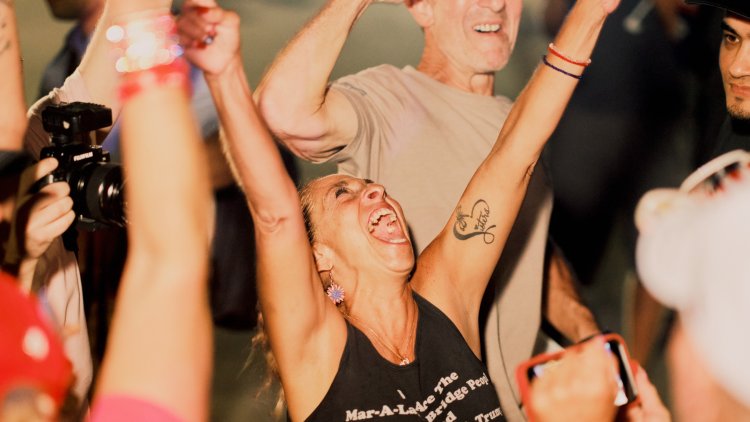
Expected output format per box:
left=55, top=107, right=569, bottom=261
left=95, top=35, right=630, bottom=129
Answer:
left=309, top=174, right=372, bottom=194
left=316, top=174, right=353, bottom=186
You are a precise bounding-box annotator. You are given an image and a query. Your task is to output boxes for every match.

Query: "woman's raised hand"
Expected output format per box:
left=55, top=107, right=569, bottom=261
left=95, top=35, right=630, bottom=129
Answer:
left=177, top=0, right=241, bottom=77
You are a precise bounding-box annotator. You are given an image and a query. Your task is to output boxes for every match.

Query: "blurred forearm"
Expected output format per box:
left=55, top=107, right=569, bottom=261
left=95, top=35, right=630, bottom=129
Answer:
left=96, top=9, right=212, bottom=417
left=0, top=0, right=26, bottom=150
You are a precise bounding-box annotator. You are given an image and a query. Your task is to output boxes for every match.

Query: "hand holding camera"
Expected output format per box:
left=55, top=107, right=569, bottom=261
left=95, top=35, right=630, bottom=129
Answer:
left=34, top=102, right=126, bottom=251
left=3, top=158, right=75, bottom=288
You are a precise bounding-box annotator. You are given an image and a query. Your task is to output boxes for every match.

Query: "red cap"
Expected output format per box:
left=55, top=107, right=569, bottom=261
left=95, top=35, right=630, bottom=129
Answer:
left=0, top=272, right=72, bottom=409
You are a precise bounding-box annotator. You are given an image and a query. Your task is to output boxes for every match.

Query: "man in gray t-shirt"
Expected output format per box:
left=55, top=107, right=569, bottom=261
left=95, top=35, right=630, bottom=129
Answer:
left=256, top=0, right=599, bottom=419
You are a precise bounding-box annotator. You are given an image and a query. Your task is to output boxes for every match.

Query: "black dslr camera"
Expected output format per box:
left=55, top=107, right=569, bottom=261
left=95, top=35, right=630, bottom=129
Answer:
left=39, top=102, right=126, bottom=250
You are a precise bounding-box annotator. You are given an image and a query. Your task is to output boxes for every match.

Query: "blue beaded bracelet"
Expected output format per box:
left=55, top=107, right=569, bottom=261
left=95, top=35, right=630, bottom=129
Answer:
left=542, top=55, right=583, bottom=80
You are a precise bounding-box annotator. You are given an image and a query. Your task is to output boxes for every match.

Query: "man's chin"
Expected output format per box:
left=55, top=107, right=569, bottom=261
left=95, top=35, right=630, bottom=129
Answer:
left=727, top=105, right=750, bottom=122
left=481, top=54, right=511, bottom=74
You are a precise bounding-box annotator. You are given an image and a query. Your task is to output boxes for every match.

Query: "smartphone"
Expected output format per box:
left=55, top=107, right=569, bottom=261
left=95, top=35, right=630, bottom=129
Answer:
left=516, top=333, right=639, bottom=409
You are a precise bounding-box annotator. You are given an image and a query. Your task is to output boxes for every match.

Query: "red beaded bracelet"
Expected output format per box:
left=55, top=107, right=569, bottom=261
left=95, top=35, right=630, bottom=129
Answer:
left=107, top=9, right=182, bottom=73
left=107, top=9, right=192, bottom=102
left=547, top=43, right=592, bottom=67
left=118, top=58, right=191, bottom=102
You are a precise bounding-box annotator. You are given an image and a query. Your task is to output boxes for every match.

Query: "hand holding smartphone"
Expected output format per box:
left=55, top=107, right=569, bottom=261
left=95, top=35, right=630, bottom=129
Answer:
left=516, top=333, right=639, bottom=422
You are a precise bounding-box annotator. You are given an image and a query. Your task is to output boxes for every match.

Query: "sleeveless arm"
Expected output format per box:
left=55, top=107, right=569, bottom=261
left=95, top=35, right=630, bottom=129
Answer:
left=182, top=5, right=348, bottom=414
left=414, top=0, right=620, bottom=344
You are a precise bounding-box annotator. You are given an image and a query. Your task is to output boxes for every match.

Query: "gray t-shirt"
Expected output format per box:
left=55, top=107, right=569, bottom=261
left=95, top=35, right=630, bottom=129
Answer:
left=328, top=64, right=552, bottom=421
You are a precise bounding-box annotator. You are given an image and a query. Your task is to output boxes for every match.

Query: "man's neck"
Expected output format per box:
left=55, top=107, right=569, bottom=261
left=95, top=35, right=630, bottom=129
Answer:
left=416, top=54, right=495, bottom=96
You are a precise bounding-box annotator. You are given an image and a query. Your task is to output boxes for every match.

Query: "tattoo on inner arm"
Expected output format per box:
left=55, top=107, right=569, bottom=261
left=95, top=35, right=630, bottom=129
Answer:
left=453, top=199, right=496, bottom=244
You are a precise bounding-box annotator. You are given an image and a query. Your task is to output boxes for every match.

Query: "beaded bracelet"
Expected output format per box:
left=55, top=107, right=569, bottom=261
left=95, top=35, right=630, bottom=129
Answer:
left=106, top=9, right=190, bottom=101
left=118, top=58, right=191, bottom=102
left=107, top=9, right=183, bottom=73
left=547, top=43, right=591, bottom=67
left=542, top=55, right=582, bottom=80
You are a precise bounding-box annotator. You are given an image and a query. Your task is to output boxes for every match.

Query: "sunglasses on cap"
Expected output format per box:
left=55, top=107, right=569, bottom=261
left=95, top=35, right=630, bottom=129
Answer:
left=681, top=150, right=750, bottom=195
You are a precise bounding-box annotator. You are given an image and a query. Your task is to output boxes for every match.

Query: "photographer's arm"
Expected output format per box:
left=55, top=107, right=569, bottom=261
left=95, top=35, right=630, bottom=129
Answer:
left=0, top=0, right=26, bottom=150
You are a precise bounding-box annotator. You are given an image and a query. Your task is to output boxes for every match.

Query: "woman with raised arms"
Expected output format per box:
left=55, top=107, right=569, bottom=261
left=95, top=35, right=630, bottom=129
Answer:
left=178, top=0, right=619, bottom=419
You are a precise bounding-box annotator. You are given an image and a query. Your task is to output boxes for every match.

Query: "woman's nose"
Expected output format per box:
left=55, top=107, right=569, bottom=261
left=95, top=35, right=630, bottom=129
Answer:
left=364, top=183, right=386, bottom=201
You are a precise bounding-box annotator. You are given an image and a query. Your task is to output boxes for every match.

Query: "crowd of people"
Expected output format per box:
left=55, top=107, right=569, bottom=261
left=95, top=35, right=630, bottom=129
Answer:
left=0, top=0, right=748, bottom=420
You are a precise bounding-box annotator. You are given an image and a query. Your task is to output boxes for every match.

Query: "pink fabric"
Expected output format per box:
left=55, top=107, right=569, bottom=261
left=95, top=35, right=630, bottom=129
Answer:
left=90, top=395, right=184, bottom=422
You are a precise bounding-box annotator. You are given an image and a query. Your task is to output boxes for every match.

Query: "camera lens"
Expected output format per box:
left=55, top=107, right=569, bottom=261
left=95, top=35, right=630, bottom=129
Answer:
left=69, top=162, right=126, bottom=227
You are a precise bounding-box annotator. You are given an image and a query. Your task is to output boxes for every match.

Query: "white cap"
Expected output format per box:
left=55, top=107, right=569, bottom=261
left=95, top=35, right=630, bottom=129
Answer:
left=636, top=150, right=750, bottom=408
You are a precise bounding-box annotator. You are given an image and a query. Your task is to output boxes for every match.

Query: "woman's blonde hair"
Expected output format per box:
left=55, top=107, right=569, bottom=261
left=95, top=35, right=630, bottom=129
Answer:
left=247, top=310, right=285, bottom=419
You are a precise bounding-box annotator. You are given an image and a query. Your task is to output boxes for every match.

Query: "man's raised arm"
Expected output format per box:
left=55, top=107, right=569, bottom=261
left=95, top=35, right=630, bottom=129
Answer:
left=254, top=0, right=384, bottom=162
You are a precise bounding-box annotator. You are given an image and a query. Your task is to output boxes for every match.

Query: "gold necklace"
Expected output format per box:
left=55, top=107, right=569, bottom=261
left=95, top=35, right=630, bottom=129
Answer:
left=345, top=299, right=417, bottom=366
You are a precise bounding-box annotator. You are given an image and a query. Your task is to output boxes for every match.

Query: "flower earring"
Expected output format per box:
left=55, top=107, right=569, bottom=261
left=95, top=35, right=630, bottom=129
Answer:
left=325, top=271, right=345, bottom=305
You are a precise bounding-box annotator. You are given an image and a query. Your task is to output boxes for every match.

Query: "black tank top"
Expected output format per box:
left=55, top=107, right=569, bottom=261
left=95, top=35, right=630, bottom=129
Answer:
left=305, top=293, right=505, bottom=422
